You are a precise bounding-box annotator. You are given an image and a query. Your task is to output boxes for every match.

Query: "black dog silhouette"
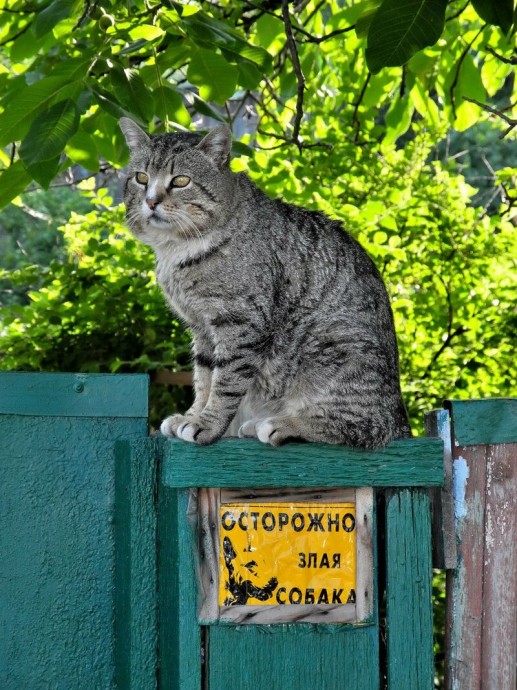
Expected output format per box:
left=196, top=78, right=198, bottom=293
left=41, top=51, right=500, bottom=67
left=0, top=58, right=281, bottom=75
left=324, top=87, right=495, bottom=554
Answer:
left=222, top=536, right=278, bottom=605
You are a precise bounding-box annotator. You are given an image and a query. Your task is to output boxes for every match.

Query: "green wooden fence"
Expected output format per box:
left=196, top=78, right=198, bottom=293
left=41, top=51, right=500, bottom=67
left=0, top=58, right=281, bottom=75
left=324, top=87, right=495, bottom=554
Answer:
left=1, top=373, right=515, bottom=689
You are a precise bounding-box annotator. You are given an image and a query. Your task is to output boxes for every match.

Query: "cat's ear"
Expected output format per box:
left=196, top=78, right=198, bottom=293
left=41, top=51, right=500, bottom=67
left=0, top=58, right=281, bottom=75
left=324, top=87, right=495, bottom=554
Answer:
left=197, top=125, right=232, bottom=169
left=119, top=118, right=150, bottom=151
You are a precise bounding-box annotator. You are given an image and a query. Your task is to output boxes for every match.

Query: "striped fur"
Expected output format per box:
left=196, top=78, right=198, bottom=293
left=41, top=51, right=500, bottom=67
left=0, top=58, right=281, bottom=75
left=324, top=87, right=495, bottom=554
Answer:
left=120, top=118, right=411, bottom=448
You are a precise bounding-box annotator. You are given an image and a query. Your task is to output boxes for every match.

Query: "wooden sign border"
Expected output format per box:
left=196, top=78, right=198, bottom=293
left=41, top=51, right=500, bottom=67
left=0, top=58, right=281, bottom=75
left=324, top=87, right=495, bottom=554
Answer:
left=197, top=486, right=374, bottom=625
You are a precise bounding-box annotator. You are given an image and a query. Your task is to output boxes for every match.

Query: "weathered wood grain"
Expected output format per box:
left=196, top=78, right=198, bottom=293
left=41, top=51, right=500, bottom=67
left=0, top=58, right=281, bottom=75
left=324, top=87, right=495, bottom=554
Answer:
left=355, top=488, right=375, bottom=622
left=445, top=439, right=517, bottom=690
left=385, top=489, right=434, bottom=690
left=425, top=408, right=457, bottom=569
left=198, top=488, right=221, bottom=624
left=480, top=443, right=517, bottom=690
left=160, top=437, right=444, bottom=488
left=445, top=445, right=487, bottom=690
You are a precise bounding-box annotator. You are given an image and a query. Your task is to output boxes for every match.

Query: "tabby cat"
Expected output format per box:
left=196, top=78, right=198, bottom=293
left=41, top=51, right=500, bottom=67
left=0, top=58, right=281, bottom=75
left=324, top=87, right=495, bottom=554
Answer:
left=120, top=118, right=411, bottom=448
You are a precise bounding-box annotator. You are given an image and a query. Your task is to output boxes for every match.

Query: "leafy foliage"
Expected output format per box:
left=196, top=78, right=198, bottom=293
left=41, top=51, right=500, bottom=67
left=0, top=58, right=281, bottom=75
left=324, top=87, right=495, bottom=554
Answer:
left=0, top=1, right=516, bottom=193
left=0, top=0, right=515, bottom=430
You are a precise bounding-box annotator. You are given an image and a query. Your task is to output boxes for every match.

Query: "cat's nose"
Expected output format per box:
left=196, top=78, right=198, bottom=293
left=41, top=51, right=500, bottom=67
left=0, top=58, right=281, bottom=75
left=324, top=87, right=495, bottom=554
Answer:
left=146, top=197, right=158, bottom=210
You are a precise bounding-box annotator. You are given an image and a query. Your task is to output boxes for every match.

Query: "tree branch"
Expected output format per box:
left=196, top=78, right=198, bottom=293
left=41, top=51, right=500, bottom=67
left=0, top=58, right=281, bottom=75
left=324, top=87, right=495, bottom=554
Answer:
left=281, top=0, right=305, bottom=150
left=463, top=97, right=517, bottom=138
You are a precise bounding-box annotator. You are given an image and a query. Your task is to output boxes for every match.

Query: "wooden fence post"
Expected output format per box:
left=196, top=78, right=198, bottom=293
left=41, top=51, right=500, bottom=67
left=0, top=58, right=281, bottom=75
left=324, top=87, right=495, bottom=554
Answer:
left=437, top=399, right=517, bottom=690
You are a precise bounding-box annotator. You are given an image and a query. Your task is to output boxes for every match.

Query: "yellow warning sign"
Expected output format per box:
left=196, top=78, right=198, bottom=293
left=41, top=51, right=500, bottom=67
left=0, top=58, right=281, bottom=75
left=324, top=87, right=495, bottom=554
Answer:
left=219, top=502, right=356, bottom=607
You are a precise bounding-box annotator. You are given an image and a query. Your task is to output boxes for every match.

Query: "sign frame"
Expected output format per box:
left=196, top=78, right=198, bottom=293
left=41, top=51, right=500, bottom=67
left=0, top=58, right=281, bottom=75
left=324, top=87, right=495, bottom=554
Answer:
left=197, top=486, right=374, bottom=625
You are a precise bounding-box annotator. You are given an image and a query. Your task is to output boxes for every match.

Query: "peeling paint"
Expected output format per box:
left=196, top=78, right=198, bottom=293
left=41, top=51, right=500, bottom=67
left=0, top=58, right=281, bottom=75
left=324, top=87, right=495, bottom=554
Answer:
left=453, top=456, right=470, bottom=524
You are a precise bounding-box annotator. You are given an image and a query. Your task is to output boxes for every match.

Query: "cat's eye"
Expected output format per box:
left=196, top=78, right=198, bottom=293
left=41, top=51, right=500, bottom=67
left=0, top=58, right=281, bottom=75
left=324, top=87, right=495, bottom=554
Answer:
left=172, top=175, right=191, bottom=188
left=135, top=172, right=148, bottom=185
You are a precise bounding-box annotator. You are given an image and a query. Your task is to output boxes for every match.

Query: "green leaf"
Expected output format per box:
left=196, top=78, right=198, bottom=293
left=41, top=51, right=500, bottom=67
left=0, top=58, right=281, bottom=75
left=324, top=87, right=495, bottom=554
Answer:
left=153, top=86, right=191, bottom=127
left=65, top=130, right=99, bottom=171
left=366, top=0, right=448, bottom=74
left=0, top=161, right=32, bottom=209
left=19, top=99, right=79, bottom=167
left=187, top=49, right=238, bottom=105
left=128, top=24, right=165, bottom=42
left=471, top=0, right=513, bottom=34
left=89, top=84, right=142, bottom=123
left=355, top=0, right=383, bottom=38
left=384, top=96, right=413, bottom=144
left=183, top=12, right=272, bottom=71
left=0, top=77, right=82, bottom=148
left=109, top=66, right=154, bottom=122
left=34, top=0, right=80, bottom=38
left=189, top=94, right=226, bottom=122
left=24, top=156, right=61, bottom=189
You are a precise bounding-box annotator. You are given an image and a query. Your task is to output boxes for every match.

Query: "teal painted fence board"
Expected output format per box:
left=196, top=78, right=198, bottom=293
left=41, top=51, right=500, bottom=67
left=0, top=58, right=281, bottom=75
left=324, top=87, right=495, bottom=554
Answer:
left=0, top=371, right=149, bottom=417
left=161, top=437, right=444, bottom=488
left=158, top=485, right=202, bottom=690
left=385, top=489, right=434, bottom=689
left=0, top=373, right=148, bottom=690
left=114, top=439, right=158, bottom=689
left=445, top=398, right=517, bottom=446
left=208, top=625, right=380, bottom=690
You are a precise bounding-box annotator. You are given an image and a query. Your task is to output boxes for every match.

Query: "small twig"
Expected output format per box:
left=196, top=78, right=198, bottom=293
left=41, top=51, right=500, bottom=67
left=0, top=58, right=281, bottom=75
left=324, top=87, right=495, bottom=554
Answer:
left=449, top=26, right=485, bottom=118
left=351, top=73, right=372, bottom=140
left=445, top=1, right=469, bottom=22
left=486, top=46, right=517, bottom=65
left=73, top=0, right=92, bottom=30
left=463, top=97, right=517, bottom=138
left=281, top=0, right=305, bottom=150
left=297, top=25, right=356, bottom=44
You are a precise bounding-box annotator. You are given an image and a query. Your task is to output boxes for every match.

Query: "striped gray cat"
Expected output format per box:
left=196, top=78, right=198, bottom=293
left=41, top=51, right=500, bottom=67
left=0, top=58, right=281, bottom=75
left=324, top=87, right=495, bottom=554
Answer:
left=120, top=118, right=411, bottom=449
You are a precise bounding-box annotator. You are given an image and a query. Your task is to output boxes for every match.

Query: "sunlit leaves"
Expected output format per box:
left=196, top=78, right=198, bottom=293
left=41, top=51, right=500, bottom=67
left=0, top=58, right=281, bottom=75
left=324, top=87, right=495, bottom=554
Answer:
left=187, top=48, right=238, bottom=105
left=366, top=0, right=448, bottom=73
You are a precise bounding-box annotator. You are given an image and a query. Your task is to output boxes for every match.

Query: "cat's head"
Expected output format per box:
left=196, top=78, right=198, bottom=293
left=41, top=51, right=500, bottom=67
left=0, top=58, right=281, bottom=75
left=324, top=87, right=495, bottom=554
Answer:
left=120, top=118, right=233, bottom=248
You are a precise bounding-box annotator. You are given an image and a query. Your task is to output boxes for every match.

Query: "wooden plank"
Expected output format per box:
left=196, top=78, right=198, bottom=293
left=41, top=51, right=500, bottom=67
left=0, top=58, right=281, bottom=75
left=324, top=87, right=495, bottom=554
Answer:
left=157, top=486, right=201, bottom=690
left=445, top=445, right=487, bottom=690
left=207, top=624, right=379, bottom=690
left=424, top=409, right=457, bottom=569
left=445, top=398, right=517, bottom=446
left=198, top=488, right=221, bottom=624
left=355, top=488, right=375, bottom=623
left=114, top=439, right=158, bottom=690
left=385, top=489, right=434, bottom=690
left=160, top=437, right=444, bottom=488
left=0, top=372, right=149, bottom=418
left=0, top=373, right=148, bottom=690
left=480, top=443, right=517, bottom=690
left=153, top=370, right=193, bottom=387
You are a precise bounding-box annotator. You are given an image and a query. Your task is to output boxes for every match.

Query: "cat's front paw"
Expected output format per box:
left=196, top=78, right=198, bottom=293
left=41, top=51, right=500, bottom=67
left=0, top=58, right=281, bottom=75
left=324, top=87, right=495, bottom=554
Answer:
left=256, top=417, right=302, bottom=447
left=160, top=414, right=189, bottom=437
left=176, top=418, right=223, bottom=446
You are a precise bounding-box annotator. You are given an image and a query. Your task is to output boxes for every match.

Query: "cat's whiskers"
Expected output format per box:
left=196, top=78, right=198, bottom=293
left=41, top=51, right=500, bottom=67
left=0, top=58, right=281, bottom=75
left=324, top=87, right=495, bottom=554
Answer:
left=172, top=209, right=209, bottom=254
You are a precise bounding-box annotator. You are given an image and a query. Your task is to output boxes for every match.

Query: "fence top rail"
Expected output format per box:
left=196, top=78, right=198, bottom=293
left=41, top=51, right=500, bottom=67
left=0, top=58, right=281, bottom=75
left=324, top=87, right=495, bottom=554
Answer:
left=445, top=398, right=517, bottom=446
left=157, top=437, right=444, bottom=488
left=0, top=372, right=149, bottom=418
